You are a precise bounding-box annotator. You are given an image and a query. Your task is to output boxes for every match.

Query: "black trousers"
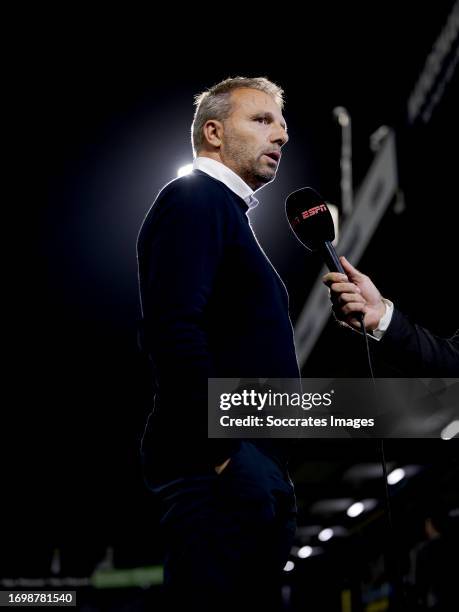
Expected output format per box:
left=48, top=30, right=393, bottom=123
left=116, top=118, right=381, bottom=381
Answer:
left=144, top=441, right=297, bottom=611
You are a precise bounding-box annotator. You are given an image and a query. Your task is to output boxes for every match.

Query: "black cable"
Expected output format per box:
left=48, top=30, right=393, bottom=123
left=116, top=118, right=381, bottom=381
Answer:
left=358, top=319, right=393, bottom=529
left=358, top=313, right=406, bottom=609
left=360, top=318, right=375, bottom=382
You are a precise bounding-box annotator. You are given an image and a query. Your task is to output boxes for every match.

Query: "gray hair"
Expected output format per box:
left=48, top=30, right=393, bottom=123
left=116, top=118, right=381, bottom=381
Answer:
left=191, top=76, right=285, bottom=156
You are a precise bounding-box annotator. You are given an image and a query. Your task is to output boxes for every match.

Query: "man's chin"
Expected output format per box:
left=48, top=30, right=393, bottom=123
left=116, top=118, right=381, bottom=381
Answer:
left=255, top=170, right=276, bottom=186
left=244, top=167, right=276, bottom=190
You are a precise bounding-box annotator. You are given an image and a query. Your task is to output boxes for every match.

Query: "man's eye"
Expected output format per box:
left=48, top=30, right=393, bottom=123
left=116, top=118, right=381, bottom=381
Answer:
left=255, top=117, right=268, bottom=124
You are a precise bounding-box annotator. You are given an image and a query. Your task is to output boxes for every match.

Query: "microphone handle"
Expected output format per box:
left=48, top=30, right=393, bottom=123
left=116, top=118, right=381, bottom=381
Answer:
left=321, top=241, right=345, bottom=274
left=321, top=241, right=365, bottom=328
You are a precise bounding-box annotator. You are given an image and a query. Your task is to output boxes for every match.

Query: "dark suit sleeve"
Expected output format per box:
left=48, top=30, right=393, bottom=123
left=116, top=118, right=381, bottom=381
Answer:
left=141, top=183, right=228, bottom=384
left=379, top=308, right=459, bottom=375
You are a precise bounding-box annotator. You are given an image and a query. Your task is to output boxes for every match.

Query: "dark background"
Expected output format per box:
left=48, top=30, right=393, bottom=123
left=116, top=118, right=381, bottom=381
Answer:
left=4, top=3, right=458, bottom=609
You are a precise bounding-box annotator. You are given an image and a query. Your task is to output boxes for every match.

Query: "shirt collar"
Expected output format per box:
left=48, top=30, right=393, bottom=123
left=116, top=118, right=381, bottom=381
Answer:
left=192, top=157, right=259, bottom=210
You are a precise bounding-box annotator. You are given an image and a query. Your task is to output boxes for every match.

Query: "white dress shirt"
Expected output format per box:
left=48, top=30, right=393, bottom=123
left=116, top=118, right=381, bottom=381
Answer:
left=192, top=157, right=259, bottom=210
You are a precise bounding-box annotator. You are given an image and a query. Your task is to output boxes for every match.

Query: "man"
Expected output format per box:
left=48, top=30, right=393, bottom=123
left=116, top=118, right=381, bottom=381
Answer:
left=137, top=77, right=299, bottom=610
left=322, top=256, right=459, bottom=375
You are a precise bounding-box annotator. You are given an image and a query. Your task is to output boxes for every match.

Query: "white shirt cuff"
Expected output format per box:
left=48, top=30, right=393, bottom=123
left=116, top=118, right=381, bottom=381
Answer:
left=372, top=298, right=394, bottom=340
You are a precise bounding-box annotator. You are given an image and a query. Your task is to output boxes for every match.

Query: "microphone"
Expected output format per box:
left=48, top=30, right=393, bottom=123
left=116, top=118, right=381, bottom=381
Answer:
left=285, top=187, right=344, bottom=274
left=285, top=186, right=364, bottom=326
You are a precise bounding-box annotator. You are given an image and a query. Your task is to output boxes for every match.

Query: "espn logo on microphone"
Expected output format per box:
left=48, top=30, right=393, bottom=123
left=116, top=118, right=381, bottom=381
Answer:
left=291, top=203, right=328, bottom=226
left=301, top=203, right=328, bottom=219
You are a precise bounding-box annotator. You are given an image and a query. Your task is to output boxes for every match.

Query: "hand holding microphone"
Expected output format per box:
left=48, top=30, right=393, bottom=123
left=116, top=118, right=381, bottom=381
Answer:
left=322, top=256, right=387, bottom=331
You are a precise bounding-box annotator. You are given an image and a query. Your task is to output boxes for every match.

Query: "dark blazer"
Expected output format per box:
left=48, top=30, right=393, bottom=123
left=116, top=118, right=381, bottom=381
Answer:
left=137, top=170, right=300, bottom=476
left=379, top=308, right=459, bottom=376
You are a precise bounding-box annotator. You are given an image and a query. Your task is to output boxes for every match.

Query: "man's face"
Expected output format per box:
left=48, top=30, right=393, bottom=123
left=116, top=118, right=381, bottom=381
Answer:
left=219, top=88, right=289, bottom=191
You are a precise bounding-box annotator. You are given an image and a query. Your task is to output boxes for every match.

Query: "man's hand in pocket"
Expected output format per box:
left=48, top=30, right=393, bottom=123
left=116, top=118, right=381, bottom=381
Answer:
left=214, top=457, right=231, bottom=475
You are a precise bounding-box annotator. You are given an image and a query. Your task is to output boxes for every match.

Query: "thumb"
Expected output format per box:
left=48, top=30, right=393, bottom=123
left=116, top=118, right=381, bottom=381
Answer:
left=340, top=256, right=363, bottom=279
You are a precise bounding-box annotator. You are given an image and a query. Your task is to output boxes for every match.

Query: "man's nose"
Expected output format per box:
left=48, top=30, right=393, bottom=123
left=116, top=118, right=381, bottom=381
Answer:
left=271, top=124, right=288, bottom=147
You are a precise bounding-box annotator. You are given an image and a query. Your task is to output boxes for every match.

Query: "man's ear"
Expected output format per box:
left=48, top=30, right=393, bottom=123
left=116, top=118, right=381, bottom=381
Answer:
left=202, top=120, right=223, bottom=148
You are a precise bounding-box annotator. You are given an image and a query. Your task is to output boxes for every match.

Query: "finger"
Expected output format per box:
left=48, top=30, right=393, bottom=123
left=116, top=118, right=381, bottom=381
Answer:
left=322, top=272, right=348, bottom=286
left=340, top=302, right=366, bottom=316
left=340, top=256, right=363, bottom=279
left=330, top=282, right=362, bottom=294
left=338, top=292, right=366, bottom=305
left=332, top=298, right=363, bottom=313
left=348, top=316, right=364, bottom=329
